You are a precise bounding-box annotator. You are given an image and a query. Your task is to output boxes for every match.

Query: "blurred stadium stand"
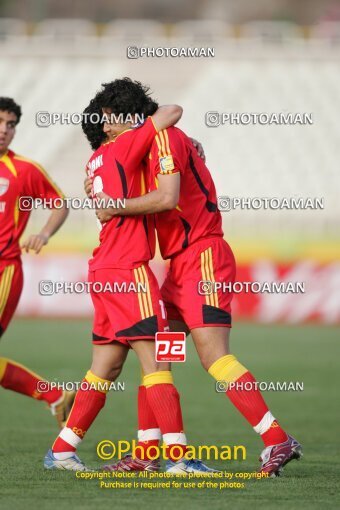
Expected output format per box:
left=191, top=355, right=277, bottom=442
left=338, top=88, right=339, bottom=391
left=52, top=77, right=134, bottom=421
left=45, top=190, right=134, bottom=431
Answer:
left=34, top=18, right=97, bottom=38
left=0, top=17, right=27, bottom=38
left=171, top=20, right=234, bottom=43
left=239, top=21, right=303, bottom=44
left=0, top=20, right=339, bottom=244
left=102, top=19, right=166, bottom=42
left=309, top=21, right=340, bottom=43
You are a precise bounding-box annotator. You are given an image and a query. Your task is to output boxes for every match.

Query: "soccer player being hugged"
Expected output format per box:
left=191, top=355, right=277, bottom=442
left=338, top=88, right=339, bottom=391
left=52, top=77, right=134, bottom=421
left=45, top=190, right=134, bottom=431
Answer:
left=45, top=83, right=215, bottom=474
left=0, top=97, right=73, bottom=428
left=86, top=79, right=302, bottom=477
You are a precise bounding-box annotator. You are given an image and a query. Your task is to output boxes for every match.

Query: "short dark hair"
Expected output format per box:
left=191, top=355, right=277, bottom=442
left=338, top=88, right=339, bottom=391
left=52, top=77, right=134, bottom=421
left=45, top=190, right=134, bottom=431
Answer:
left=0, top=97, right=22, bottom=124
left=81, top=96, right=106, bottom=151
left=98, top=77, right=158, bottom=117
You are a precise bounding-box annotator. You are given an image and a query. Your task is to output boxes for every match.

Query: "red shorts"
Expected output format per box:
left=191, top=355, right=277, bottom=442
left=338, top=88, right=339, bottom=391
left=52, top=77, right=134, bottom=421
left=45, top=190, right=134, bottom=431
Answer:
left=161, top=237, right=236, bottom=330
left=89, top=264, right=168, bottom=346
left=0, top=258, right=23, bottom=337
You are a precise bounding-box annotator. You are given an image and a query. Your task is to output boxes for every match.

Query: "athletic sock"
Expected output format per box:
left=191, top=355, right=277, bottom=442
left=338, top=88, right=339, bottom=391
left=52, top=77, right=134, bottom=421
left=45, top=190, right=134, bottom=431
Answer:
left=52, top=370, right=109, bottom=457
left=135, top=385, right=161, bottom=460
left=0, top=357, right=62, bottom=405
left=208, top=355, right=288, bottom=447
left=144, top=371, right=187, bottom=461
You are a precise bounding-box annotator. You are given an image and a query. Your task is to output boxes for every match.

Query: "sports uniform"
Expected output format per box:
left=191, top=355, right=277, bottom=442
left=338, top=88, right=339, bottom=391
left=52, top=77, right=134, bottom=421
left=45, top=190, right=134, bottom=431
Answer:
left=0, top=149, right=64, bottom=335
left=48, top=116, right=201, bottom=471
left=147, top=127, right=235, bottom=329
left=145, top=127, right=302, bottom=475
left=0, top=148, right=74, bottom=428
left=87, top=117, right=168, bottom=345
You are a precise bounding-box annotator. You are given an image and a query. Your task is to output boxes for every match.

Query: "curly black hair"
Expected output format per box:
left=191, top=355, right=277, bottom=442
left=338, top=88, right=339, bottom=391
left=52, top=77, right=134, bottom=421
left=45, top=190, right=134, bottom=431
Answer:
left=98, top=77, right=158, bottom=118
left=0, top=97, right=22, bottom=124
left=81, top=96, right=107, bottom=151
left=82, top=78, right=159, bottom=150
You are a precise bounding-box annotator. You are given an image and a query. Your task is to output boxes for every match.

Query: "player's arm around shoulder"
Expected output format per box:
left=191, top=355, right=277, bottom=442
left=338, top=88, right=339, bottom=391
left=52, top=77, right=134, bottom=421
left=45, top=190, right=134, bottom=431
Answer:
left=94, top=171, right=180, bottom=221
left=150, top=105, right=183, bottom=132
left=89, top=107, right=184, bottom=220
left=152, top=172, right=181, bottom=211
left=97, top=125, right=189, bottom=218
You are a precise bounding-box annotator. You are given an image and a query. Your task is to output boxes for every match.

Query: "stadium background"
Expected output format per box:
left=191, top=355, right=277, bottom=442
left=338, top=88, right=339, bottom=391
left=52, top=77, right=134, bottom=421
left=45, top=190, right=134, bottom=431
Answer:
left=0, top=1, right=339, bottom=509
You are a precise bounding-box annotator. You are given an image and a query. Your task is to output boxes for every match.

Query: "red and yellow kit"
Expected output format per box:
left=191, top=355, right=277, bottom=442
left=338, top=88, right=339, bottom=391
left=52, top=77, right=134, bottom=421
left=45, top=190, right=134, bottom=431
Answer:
left=0, top=149, right=64, bottom=335
left=89, top=266, right=168, bottom=345
left=148, top=127, right=235, bottom=329
left=86, top=118, right=168, bottom=345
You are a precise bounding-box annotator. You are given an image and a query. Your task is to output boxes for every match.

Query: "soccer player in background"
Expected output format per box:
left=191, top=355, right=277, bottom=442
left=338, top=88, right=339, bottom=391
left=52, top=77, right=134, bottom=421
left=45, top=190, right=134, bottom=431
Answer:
left=45, top=86, right=215, bottom=473
left=0, top=97, right=74, bottom=428
left=88, top=80, right=303, bottom=477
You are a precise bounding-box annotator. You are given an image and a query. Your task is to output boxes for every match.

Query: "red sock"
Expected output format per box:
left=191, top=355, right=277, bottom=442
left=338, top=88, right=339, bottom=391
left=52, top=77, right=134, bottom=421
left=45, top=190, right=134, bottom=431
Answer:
left=53, top=377, right=107, bottom=453
left=0, top=358, right=62, bottom=405
left=146, top=384, right=187, bottom=461
left=261, top=420, right=288, bottom=447
left=226, top=371, right=288, bottom=447
left=136, top=385, right=160, bottom=460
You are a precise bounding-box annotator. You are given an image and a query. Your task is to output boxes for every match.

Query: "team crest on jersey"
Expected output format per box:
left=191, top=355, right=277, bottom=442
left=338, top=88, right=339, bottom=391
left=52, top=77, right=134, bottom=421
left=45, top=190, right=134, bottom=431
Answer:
left=0, top=177, right=9, bottom=196
left=159, top=155, right=175, bottom=173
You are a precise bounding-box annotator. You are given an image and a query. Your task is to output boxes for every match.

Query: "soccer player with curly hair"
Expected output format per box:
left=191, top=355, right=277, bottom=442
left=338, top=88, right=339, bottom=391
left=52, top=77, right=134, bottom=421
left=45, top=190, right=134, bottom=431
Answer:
left=45, top=82, right=216, bottom=474
left=84, top=78, right=302, bottom=477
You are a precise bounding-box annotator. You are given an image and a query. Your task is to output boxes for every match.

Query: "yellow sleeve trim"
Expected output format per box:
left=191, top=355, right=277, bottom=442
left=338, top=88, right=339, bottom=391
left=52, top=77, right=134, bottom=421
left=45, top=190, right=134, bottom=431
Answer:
left=14, top=154, right=65, bottom=198
left=149, top=115, right=159, bottom=133
left=155, top=129, right=172, bottom=159
left=1, top=154, right=17, bottom=177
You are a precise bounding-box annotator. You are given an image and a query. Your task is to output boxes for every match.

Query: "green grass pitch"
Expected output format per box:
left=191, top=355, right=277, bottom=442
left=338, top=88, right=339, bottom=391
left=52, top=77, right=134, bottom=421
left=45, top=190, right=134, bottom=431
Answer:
left=0, top=319, right=339, bottom=510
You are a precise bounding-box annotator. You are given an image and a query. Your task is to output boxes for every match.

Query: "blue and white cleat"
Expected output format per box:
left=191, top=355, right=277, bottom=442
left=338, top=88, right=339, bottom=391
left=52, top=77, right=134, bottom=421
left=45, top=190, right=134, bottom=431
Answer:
left=166, top=458, right=219, bottom=474
left=44, top=449, right=92, bottom=471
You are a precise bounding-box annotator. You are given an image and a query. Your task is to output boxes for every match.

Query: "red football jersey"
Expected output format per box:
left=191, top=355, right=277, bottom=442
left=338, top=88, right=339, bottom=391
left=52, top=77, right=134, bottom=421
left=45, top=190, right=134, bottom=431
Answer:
left=87, top=117, right=158, bottom=270
left=147, top=127, right=223, bottom=259
left=0, top=150, right=64, bottom=260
